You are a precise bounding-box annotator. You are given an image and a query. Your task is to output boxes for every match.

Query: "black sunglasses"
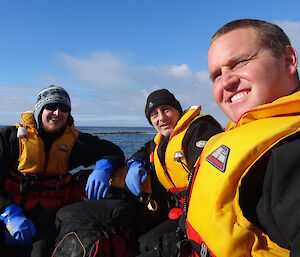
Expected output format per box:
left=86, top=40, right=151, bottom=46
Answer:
left=44, top=104, right=70, bottom=113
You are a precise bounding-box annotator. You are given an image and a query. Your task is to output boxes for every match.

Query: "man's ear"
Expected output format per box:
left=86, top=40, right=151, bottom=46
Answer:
left=284, top=45, right=298, bottom=76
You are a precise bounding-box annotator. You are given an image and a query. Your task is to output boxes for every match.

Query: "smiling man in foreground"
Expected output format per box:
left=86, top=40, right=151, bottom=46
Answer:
left=186, top=19, right=300, bottom=256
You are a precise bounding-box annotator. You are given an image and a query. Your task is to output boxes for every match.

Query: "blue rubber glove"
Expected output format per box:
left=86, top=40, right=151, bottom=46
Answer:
left=125, top=159, right=148, bottom=196
left=85, top=159, right=114, bottom=200
left=0, top=204, right=36, bottom=247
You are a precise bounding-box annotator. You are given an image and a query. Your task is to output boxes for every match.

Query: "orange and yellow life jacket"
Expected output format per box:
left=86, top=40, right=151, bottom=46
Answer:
left=186, top=92, right=300, bottom=257
left=152, top=106, right=203, bottom=192
left=5, top=111, right=81, bottom=211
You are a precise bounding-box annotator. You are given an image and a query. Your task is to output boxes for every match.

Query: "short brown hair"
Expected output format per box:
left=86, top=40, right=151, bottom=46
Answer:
left=211, top=19, right=291, bottom=57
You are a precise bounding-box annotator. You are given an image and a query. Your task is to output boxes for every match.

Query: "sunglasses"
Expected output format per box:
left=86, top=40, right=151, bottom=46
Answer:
left=44, top=104, right=70, bottom=113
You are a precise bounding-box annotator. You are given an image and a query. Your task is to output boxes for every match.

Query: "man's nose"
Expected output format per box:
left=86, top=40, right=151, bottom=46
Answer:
left=221, top=71, right=239, bottom=91
left=53, top=108, right=62, bottom=115
left=157, top=110, right=165, bottom=121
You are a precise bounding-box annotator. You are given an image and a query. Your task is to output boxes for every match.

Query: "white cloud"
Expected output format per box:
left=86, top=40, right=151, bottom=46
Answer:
left=0, top=86, right=39, bottom=125
left=58, top=51, right=229, bottom=126
left=56, top=20, right=300, bottom=128
left=60, top=52, right=133, bottom=89
left=168, top=64, right=192, bottom=78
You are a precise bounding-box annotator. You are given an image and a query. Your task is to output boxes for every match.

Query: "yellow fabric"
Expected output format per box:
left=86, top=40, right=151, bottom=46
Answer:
left=187, top=92, right=300, bottom=257
left=153, top=106, right=202, bottom=190
left=16, top=111, right=79, bottom=175
left=110, top=165, right=152, bottom=194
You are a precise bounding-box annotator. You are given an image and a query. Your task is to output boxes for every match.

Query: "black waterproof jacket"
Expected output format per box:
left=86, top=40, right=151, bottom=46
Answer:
left=239, top=133, right=300, bottom=256
left=0, top=125, right=125, bottom=211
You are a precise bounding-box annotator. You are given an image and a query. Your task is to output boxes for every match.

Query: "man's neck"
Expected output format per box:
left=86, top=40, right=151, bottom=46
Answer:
left=290, top=83, right=300, bottom=94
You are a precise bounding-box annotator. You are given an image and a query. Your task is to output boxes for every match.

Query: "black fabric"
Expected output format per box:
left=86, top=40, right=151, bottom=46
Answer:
left=0, top=127, right=19, bottom=211
left=144, top=89, right=182, bottom=125
left=182, top=115, right=223, bottom=169
left=25, top=207, right=57, bottom=257
left=131, top=140, right=154, bottom=167
left=53, top=199, right=137, bottom=257
left=238, top=132, right=300, bottom=255
left=38, top=126, right=66, bottom=156
left=256, top=134, right=300, bottom=252
left=55, top=200, right=134, bottom=235
left=137, top=219, right=179, bottom=257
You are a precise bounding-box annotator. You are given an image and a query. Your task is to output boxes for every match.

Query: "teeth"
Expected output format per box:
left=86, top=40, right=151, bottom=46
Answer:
left=231, top=91, right=248, bottom=102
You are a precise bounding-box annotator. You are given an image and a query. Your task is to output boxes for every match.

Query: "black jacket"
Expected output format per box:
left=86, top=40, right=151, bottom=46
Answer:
left=0, top=125, right=125, bottom=211
left=239, top=132, right=300, bottom=256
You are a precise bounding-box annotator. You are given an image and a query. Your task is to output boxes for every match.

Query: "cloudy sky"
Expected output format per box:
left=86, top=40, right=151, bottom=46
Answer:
left=1, top=0, right=300, bottom=127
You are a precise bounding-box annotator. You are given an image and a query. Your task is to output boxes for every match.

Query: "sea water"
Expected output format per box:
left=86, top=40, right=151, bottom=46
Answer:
left=0, top=125, right=156, bottom=173
left=77, top=126, right=156, bottom=158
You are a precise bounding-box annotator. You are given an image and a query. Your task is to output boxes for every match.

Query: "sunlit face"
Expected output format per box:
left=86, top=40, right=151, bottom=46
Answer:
left=208, top=27, right=298, bottom=122
left=150, top=105, right=180, bottom=137
left=41, top=104, right=69, bottom=133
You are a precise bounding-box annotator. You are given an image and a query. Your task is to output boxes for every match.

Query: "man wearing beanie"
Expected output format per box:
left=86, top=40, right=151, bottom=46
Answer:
left=124, top=89, right=223, bottom=257
left=0, top=85, right=125, bottom=257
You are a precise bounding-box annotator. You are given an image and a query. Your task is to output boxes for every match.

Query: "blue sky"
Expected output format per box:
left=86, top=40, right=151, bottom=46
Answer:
left=1, top=0, right=300, bottom=127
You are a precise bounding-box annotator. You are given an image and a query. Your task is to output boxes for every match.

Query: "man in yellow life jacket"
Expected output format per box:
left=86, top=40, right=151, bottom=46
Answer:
left=0, top=85, right=125, bottom=257
left=186, top=19, right=300, bottom=257
left=125, top=89, right=223, bottom=257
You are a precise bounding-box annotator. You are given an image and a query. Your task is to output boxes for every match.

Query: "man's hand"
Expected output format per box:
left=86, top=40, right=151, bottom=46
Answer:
left=125, top=159, right=148, bottom=196
left=0, top=204, right=36, bottom=247
left=85, top=159, right=114, bottom=200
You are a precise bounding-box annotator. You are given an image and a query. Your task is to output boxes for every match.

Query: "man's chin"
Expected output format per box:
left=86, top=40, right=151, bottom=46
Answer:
left=161, top=128, right=172, bottom=137
left=44, top=123, right=66, bottom=134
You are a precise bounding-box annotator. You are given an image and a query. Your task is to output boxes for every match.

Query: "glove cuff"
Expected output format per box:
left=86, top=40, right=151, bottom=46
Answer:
left=94, top=159, right=114, bottom=174
left=0, top=204, right=22, bottom=224
left=127, top=158, right=146, bottom=168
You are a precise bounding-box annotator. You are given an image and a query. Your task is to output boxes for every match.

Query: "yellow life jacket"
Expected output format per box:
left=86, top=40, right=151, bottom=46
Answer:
left=16, top=111, right=79, bottom=175
left=186, top=92, right=300, bottom=257
left=5, top=111, right=81, bottom=211
left=153, top=106, right=203, bottom=191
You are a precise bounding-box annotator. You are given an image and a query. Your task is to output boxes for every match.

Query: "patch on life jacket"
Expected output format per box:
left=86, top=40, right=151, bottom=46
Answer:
left=174, top=151, right=185, bottom=162
left=206, top=144, right=229, bottom=172
left=199, top=242, right=213, bottom=257
left=196, top=140, right=206, bottom=148
left=17, top=126, right=27, bottom=138
left=59, top=144, right=69, bottom=152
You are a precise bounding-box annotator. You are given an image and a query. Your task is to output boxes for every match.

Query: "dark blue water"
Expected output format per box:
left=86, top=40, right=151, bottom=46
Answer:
left=77, top=126, right=156, bottom=157
left=0, top=125, right=155, bottom=158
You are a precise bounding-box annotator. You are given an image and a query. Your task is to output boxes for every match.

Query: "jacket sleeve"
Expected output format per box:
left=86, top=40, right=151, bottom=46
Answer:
left=130, top=139, right=155, bottom=168
left=69, top=132, right=125, bottom=170
left=0, top=127, right=19, bottom=211
left=182, top=115, right=223, bottom=169
left=256, top=135, right=300, bottom=255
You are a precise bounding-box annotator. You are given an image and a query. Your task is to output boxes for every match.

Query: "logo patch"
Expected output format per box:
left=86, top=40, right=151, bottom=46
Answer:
left=206, top=144, right=230, bottom=172
left=174, top=151, right=185, bottom=162
left=148, top=101, right=154, bottom=108
left=59, top=144, right=69, bottom=152
left=196, top=140, right=207, bottom=148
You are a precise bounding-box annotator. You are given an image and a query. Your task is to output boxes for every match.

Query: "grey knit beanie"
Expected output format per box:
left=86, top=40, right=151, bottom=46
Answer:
left=34, top=85, right=71, bottom=123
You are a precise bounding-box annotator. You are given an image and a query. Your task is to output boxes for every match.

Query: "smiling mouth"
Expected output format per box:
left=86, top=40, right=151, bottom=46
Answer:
left=50, top=118, right=61, bottom=122
left=230, top=90, right=249, bottom=103
left=160, top=123, right=170, bottom=128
